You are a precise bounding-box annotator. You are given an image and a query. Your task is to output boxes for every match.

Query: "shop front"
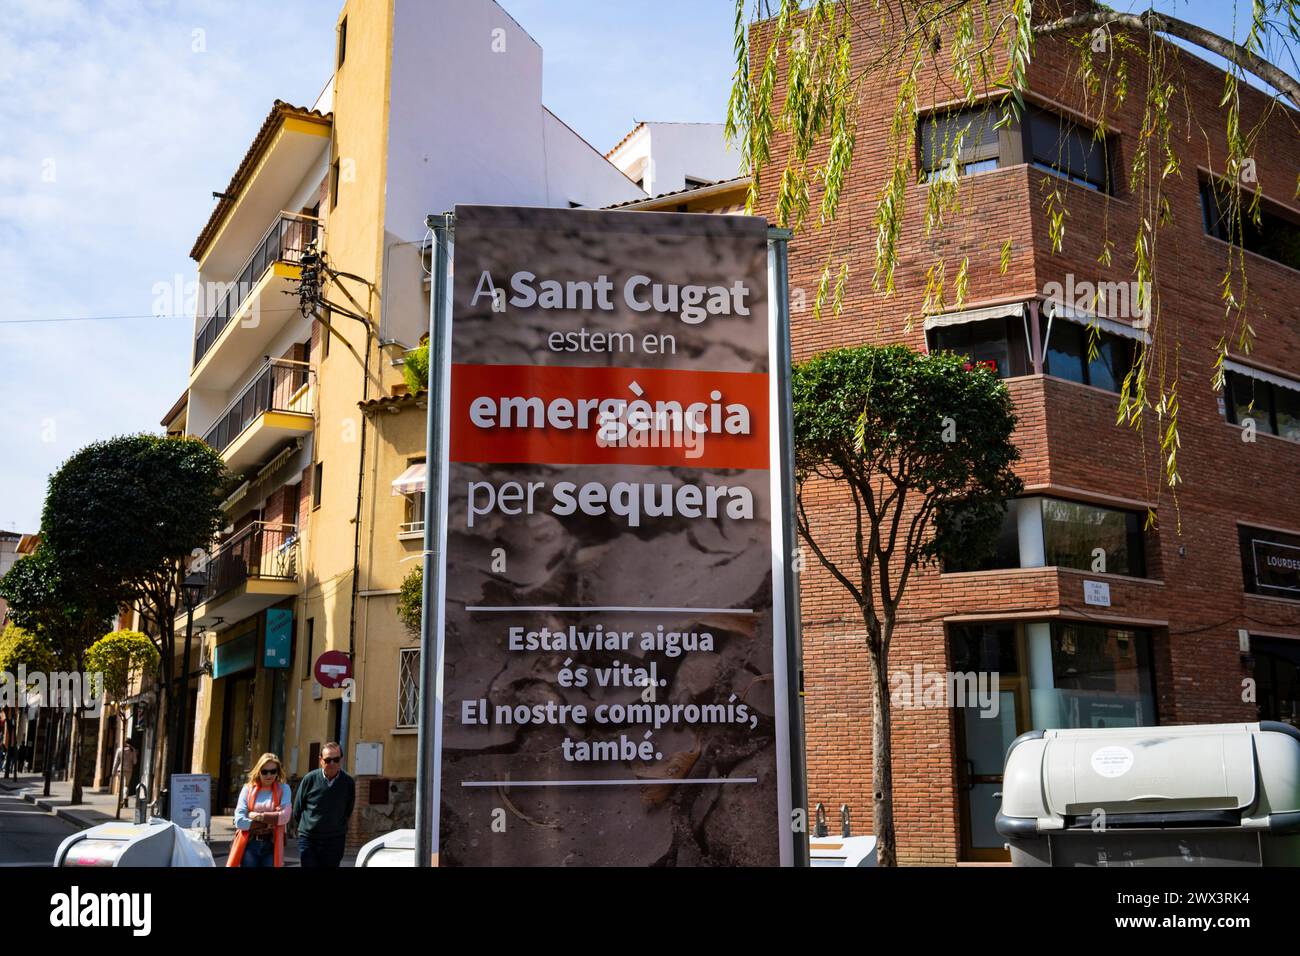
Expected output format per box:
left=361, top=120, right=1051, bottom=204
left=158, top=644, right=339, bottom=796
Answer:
left=207, top=605, right=294, bottom=813
left=950, top=619, right=1159, bottom=860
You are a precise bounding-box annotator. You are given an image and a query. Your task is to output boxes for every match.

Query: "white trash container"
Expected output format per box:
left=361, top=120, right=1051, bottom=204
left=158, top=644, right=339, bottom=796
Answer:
left=997, top=722, right=1300, bottom=866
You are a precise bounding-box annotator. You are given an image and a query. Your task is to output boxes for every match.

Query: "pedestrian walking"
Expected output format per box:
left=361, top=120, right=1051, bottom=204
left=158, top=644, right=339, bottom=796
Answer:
left=291, top=742, right=354, bottom=867
left=110, top=741, right=137, bottom=794
left=226, top=753, right=291, bottom=868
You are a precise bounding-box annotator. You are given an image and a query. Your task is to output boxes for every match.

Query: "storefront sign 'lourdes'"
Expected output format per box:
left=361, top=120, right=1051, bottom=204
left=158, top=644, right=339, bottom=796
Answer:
left=431, top=206, right=795, bottom=866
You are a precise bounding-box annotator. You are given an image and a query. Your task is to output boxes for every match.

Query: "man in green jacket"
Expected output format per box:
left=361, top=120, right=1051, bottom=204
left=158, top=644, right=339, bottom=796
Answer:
left=292, top=742, right=355, bottom=867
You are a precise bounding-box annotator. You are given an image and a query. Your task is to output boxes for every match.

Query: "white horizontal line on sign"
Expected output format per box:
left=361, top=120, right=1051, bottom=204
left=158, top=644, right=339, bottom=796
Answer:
left=462, top=778, right=758, bottom=788
left=464, top=605, right=754, bottom=614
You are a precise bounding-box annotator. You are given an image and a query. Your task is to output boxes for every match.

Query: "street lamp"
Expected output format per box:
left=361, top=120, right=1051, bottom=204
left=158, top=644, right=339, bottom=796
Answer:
left=171, top=570, right=207, bottom=785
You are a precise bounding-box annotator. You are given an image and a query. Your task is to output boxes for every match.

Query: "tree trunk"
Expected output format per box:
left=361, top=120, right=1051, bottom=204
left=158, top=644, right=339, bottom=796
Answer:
left=69, top=702, right=84, bottom=805
left=41, top=706, right=54, bottom=796
left=114, top=704, right=124, bottom=819
left=869, top=634, right=897, bottom=866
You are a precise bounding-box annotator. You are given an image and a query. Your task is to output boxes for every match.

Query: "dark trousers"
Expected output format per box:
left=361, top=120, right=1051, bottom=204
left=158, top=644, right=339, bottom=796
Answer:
left=298, top=833, right=345, bottom=868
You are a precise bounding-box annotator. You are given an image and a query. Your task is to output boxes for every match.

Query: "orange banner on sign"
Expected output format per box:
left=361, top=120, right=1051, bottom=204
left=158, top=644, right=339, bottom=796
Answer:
left=450, top=363, right=770, bottom=469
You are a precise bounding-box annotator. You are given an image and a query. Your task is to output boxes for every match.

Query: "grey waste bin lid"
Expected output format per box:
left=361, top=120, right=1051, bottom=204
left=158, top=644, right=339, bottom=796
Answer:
left=997, top=722, right=1300, bottom=836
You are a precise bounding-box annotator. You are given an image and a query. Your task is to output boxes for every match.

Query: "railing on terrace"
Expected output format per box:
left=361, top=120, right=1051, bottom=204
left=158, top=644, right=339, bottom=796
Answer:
left=201, top=359, right=313, bottom=455
left=196, top=522, right=298, bottom=606
left=193, top=212, right=319, bottom=367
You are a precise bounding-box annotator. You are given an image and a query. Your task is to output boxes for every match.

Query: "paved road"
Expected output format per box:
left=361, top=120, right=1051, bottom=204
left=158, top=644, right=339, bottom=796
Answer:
left=0, top=790, right=76, bottom=867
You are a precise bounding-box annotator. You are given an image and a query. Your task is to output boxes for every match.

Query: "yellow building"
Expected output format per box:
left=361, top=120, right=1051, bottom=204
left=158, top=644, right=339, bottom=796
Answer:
left=166, top=0, right=702, bottom=838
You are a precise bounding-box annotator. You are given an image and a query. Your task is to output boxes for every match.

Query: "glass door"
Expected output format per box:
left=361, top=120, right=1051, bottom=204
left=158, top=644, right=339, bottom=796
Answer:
left=950, top=623, right=1028, bottom=862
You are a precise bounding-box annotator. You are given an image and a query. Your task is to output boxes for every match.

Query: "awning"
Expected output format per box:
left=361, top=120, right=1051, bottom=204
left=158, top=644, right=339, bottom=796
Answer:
left=1045, top=301, right=1151, bottom=343
left=1223, top=359, right=1300, bottom=394
left=392, top=462, right=427, bottom=496
left=923, top=301, right=1025, bottom=330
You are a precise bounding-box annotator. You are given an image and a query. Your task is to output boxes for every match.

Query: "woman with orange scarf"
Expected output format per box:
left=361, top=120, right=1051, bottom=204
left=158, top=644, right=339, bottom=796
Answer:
left=226, top=753, right=292, bottom=868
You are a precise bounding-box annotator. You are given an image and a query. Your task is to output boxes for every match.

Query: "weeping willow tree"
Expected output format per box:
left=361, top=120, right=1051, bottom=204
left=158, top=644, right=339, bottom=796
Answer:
left=728, top=0, right=1300, bottom=863
left=729, top=0, right=1300, bottom=496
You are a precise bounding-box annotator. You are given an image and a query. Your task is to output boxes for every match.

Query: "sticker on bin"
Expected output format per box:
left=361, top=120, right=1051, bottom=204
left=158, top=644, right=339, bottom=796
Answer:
left=1090, top=745, right=1135, bottom=778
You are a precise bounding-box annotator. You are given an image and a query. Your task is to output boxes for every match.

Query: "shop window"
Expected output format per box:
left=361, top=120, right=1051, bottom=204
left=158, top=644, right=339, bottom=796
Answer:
left=1041, top=498, right=1145, bottom=577
left=1251, top=637, right=1300, bottom=727
left=1239, top=525, right=1300, bottom=600
left=1225, top=369, right=1300, bottom=441
left=949, top=622, right=1020, bottom=675
left=1046, top=623, right=1156, bottom=727
left=397, top=648, right=420, bottom=728
left=927, top=316, right=1032, bottom=379
left=1201, top=176, right=1300, bottom=272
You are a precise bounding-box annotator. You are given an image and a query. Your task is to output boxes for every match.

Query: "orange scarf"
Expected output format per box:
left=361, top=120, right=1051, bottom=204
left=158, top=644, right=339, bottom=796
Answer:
left=225, top=781, right=285, bottom=868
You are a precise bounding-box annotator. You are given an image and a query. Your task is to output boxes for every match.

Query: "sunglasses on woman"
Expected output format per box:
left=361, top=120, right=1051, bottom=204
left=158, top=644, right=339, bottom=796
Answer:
left=260, top=767, right=279, bottom=776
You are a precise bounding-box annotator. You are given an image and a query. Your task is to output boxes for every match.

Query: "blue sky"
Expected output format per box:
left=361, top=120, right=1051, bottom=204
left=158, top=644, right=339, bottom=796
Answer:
left=0, top=0, right=1289, bottom=532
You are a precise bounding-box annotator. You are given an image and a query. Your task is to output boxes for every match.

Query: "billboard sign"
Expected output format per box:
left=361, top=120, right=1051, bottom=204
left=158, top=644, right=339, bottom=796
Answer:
left=431, top=205, right=794, bottom=866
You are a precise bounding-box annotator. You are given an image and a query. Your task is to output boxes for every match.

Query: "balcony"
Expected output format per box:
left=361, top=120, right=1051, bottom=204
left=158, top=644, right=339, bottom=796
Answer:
left=203, top=359, right=314, bottom=474
left=184, top=522, right=300, bottom=631
left=191, top=212, right=319, bottom=388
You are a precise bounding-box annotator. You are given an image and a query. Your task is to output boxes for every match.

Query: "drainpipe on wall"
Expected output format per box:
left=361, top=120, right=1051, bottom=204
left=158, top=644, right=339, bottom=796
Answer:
left=341, top=320, right=373, bottom=770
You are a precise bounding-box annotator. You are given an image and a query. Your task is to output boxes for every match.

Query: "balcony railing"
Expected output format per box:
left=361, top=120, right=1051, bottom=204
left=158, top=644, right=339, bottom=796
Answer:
left=202, top=359, right=313, bottom=455
left=196, top=522, right=298, bottom=606
left=193, top=212, right=319, bottom=367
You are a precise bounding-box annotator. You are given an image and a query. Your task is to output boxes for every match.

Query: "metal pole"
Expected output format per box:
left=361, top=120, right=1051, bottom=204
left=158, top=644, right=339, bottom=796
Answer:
left=415, top=212, right=454, bottom=867
left=173, top=605, right=194, bottom=779
left=768, top=227, right=809, bottom=866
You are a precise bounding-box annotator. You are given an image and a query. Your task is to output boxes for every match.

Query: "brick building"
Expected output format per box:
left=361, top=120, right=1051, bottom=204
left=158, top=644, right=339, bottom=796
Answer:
left=745, top=7, right=1300, bottom=863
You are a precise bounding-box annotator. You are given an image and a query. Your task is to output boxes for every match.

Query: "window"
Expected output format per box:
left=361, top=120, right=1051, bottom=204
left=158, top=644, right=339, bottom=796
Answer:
left=1024, top=106, right=1109, bottom=191
left=1201, top=176, right=1300, bottom=272
left=1043, top=320, right=1086, bottom=384
left=312, top=461, right=323, bottom=509
left=928, top=316, right=1032, bottom=379
left=397, top=648, right=420, bottom=727
left=1225, top=368, right=1300, bottom=441
left=1239, top=525, right=1300, bottom=599
left=402, top=491, right=426, bottom=536
left=946, top=497, right=1147, bottom=577
left=330, top=160, right=341, bottom=210
left=337, top=17, right=347, bottom=68
left=919, top=107, right=1002, bottom=180
left=396, top=458, right=426, bottom=537
left=303, top=618, right=314, bottom=679
left=1042, top=318, right=1133, bottom=392
left=942, top=502, right=1021, bottom=572
left=918, top=103, right=1113, bottom=193
left=684, top=175, right=711, bottom=188
left=1041, top=498, right=1145, bottom=577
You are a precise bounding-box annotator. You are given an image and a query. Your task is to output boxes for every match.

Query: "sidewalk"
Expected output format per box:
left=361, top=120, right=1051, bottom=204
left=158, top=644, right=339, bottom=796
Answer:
left=0, top=773, right=355, bottom=866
